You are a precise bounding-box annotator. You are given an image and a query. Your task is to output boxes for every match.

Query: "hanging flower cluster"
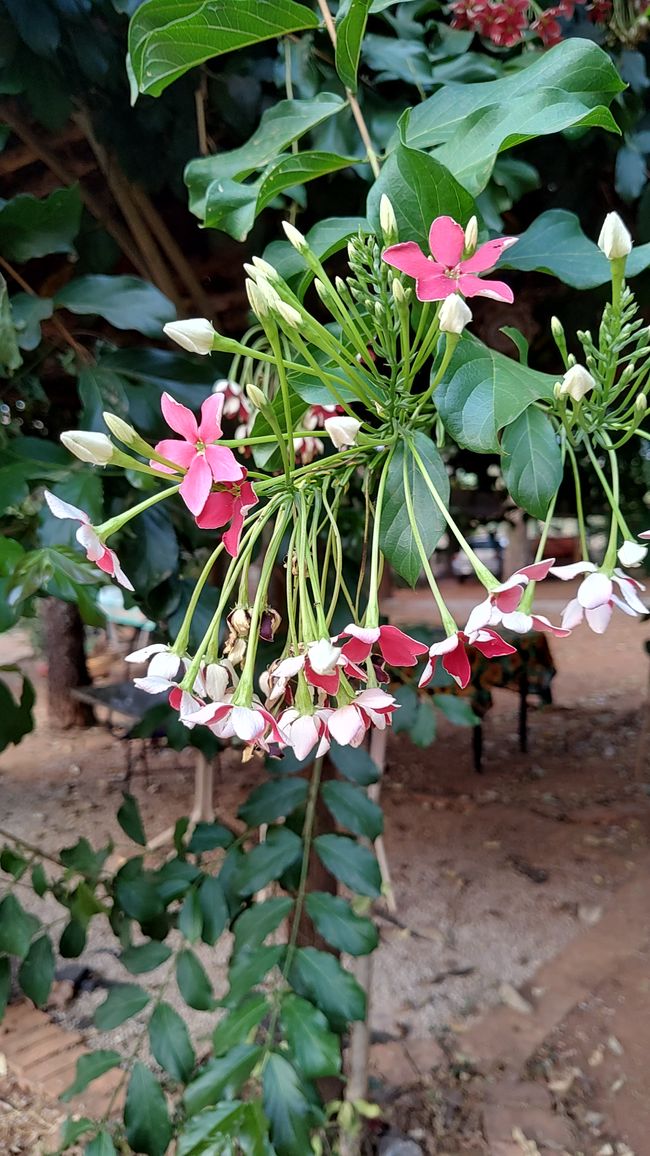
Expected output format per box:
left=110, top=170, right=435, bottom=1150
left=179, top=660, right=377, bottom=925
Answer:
left=449, top=0, right=610, bottom=47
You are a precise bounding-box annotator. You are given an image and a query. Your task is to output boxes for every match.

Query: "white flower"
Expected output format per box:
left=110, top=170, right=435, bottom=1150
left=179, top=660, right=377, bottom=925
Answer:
left=282, top=221, right=308, bottom=253
left=558, top=364, right=596, bottom=402
left=61, top=431, right=114, bottom=465
left=379, top=194, right=398, bottom=244
left=618, top=539, right=648, bottom=568
left=464, top=216, right=478, bottom=253
left=439, top=295, right=473, bottom=335
left=324, top=416, right=361, bottom=450
left=597, top=212, right=632, bottom=260
left=163, top=318, right=215, bottom=355
left=125, top=643, right=182, bottom=681
left=307, top=639, right=342, bottom=676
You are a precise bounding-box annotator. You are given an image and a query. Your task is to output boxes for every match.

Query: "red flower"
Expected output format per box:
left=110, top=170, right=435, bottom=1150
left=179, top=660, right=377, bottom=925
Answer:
left=196, top=479, right=258, bottom=557
left=338, top=624, right=429, bottom=668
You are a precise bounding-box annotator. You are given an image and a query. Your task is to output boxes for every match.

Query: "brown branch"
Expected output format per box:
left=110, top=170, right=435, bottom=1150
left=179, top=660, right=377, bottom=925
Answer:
left=128, top=183, right=213, bottom=317
left=0, top=254, right=92, bottom=363
left=315, top=0, right=381, bottom=179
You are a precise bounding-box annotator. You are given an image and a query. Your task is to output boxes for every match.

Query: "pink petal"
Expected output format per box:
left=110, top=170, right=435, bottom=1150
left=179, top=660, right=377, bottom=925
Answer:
left=152, top=439, right=197, bottom=472
left=76, top=523, right=104, bottom=562
left=377, top=625, right=428, bottom=667
left=457, top=274, right=514, bottom=303
left=238, top=480, right=258, bottom=512
left=44, top=490, right=88, bottom=524
left=550, top=561, right=595, bottom=580
left=108, top=549, right=134, bottom=591
left=328, top=704, right=363, bottom=746
left=585, top=602, right=612, bottom=634
left=196, top=490, right=235, bottom=529
left=460, top=236, right=517, bottom=274
left=197, top=392, right=224, bottom=441
left=223, top=503, right=245, bottom=557
left=354, top=688, right=395, bottom=711
left=382, top=241, right=436, bottom=280
left=342, top=624, right=381, bottom=644
left=530, top=614, right=571, bottom=637
left=578, top=571, right=612, bottom=610
left=472, top=629, right=517, bottom=658
left=560, top=599, right=584, bottom=629
left=428, top=216, right=465, bottom=267
left=515, top=559, right=555, bottom=582
left=204, top=444, right=246, bottom=483
left=289, top=715, right=320, bottom=761
left=494, top=584, right=524, bottom=614
left=639, top=530, right=650, bottom=540
left=161, top=392, right=198, bottom=442
left=418, top=659, right=434, bottom=688
left=180, top=454, right=213, bottom=516
left=442, top=643, right=471, bottom=688
left=95, top=548, right=115, bottom=575
left=304, top=659, right=339, bottom=696
left=414, top=273, right=456, bottom=302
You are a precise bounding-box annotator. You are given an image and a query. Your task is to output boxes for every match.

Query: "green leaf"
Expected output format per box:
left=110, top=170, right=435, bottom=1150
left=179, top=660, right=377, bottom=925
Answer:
left=328, top=741, right=379, bottom=785
left=124, top=1062, right=172, bottom=1156
left=18, top=935, right=54, bottom=1007
left=263, top=1053, right=315, bottom=1156
left=178, top=887, right=203, bottom=944
left=84, top=1133, right=117, bottom=1156
left=77, top=365, right=130, bottom=433
left=149, top=1001, right=195, bottom=1082
left=0, top=956, right=11, bottom=1018
left=129, top=0, right=320, bottom=97
left=186, top=94, right=346, bottom=220
left=31, top=863, right=47, bottom=897
left=305, top=892, right=378, bottom=956
left=264, top=217, right=367, bottom=300
left=321, top=780, right=383, bottom=840
left=224, top=945, right=284, bottom=1008
left=380, top=432, right=450, bottom=587
left=238, top=778, right=308, bottom=827
left=0, top=894, right=39, bottom=958
left=0, top=186, right=82, bottom=262
left=198, top=876, right=229, bottom=946
left=280, top=993, right=341, bottom=1079
left=120, top=941, right=172, bottom=974
left=10, top=293, right=54, bottom=351
left=391, top=684, right=419, bottom=734
left=177, top=1101, right=273, bottom=1156
left=117, top=793, right=147, bottom=847
left=58, top=1116, right=95, bottom=1148
left=502, top=208, right=650, bottom=288
left=235, top=827, right=302, bottom=897
left=115, top=873, right=164, bottom=924
left=406, top=40, right=624, bottom=194
left=336, top=0, right=372, bottom=92
left=60, top=1051, right=122, bottom=1102
left=60, top=919, right=87, bottom=959
left=187, top=821, right=234, bottom=853
left=233, top=897, right=294, bottom=953
left=0, top=276, right=21, bottom=377
left=501, top=406, right=562, bottom=519
left=212, top=994, right=269, bottom=1056
left=54, top=276, right=175, bottom=338
left=94, top=984, right=150, bottom=1030
left=176, top=948, right=214, bottom=1011
left=408, top=699, right=438, bottom=746
left=434, top=694, right=478, bottom=727
left=314, top=834, right=381, bottom=897
left=183, top=1045, right=261, bottom=1117
left=367, top=136, right=474, bottom=249
left=288, top=948, right=366, bottom=1030
left=436, top=333, right=556, bottom=454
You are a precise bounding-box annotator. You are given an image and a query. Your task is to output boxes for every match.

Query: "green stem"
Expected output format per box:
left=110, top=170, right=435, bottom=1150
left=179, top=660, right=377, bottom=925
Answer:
left=174, top=540, right=226, bottom=654
left=566, top=440, right=589, bottom=560
left=411, top=333, right=458, bottom=417
left=267, top=324, right=296, bottom=479
left=95, top=484, right=180, bottom=538
left=234, top=507, right=292, bottom=699
left=402, top=453, right=457, bottom=635
left=366, top=449, right=392, bottom=625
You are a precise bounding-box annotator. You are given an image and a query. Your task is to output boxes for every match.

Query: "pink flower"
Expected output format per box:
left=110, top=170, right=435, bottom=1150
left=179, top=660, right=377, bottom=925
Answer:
left=382, top=215, right=516, bottom=303
left=153, top=392, right=245, bottom=516
left=640, top=530, right=650, bottom=540
left=278, top=708, right=332, bottom=761
left=293, top=436, right=324, bottom=465
left=327, top=688, right=398, bottom=748
left=43, top=491, right=133, bottom=591
left=213, top=379, right=251, bottom=424
left=181, top=695, right=284, bottom=748
left=551, top=562, right=647, bottom=633
left=196, top=479, right=258, bottom=557
left=338, top=624, right=429, bottom=668
left=419, top=629, right=516, bottom=690
left=464, top=560, right=556, bottom=634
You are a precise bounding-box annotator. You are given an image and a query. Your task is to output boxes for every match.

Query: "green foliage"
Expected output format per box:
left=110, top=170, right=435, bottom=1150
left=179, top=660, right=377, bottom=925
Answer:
left=54, top=276, right=176, bottom=338
left=0, top=668, right=35, bottom=753
left=0, top=186, right=82, bottom=262
left=124, top=1062, right=173, bottom=1156
left=380, top=434, right=450, bottom=587
left=501, top=406, right=563, bottom=519
left=336, top=0, right=373, bottom=92
left=502, top=209, right=650, bottom=288
left=60, top=1052, right=123, bottom=1103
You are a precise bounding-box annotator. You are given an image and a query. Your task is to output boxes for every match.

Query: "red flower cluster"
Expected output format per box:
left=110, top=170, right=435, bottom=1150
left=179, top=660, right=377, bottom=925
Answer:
left=448, top=0, right=604, bottom=48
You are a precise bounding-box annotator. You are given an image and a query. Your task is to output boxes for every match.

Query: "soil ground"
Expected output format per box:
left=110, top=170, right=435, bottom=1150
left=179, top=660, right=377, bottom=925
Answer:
left=0, top=578, right=649, bottom=1154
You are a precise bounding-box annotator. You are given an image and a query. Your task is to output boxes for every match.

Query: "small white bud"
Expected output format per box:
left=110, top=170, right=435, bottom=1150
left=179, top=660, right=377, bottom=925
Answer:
left=162, top=318, right=215, bottom=355
left=439, top=294, right=472, bottom=335
left=282, top=220, right=308, bottom=253
left=551, top=316, right=565, bottom=343
left=392, top=278, right=406, bottom=305
left=553, top=381, right=563, bottom=400
left=558, top=364, right=596, bottom=402
left=245, top=383, right=267, bottom=410
left=275, top=299, right=303, bottom=329
left=618, top=539, right=647, bottom=567
left=379, top=194, right=398, bottom=245
left=60, top=430, right=114, bottom=465
left=636, top=393, right=647, bottom=412
left=252, top=256, right=279, bottom=280
left=464, top=215, right=478, bottom=254
left=324, top=415, right=361, bottom=450
left=246, top=279, right=268, bottom=318
left=597, top=212, right=632, bottom=260
left=102, top=413, right=139, bottom=447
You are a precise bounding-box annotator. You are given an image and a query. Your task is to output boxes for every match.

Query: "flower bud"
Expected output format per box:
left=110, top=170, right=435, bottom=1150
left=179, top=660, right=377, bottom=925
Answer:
left=558, top=364, right=596, bottom=402
left=61, top=430, right=114, bottom=465
left=163, top=318, right=215, bottom=355
left=597, top=212, right=632, bottom=260
left=205, top=662, right=230, bottom=701
left=464, top=215, right=478, bottom=254
left=246, top=383, right=267, bottom=410
left=324, top=415, right=361, bottom=450
left=392, top=278, right=406, bottom=306
left=618, top=539, right=647, bottom=567
left=275, top=299, right=303, bottom=329
left=379, top=194, right=398, bottom=245
left=246, top=279, right=268, bottom=319
left=636, top=393, right=647, bottom=412
left=553, top=381, right=563, bottom=401
left=282, top=220, right=308, bottom=253
left=102, top=413, right=140, bottom=448
left=439, top=294, right=472, bottom=335
left=252, top=256, right=279, bottom=280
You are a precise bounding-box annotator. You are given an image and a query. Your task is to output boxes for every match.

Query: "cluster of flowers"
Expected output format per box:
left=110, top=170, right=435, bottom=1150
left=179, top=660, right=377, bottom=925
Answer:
left=449, top=0, right=610, bottom=48
left=215, top=376, right=344, bottom=467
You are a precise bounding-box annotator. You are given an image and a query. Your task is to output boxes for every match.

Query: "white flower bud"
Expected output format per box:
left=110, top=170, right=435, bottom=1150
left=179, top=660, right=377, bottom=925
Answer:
left=464, top=215, right=478, bottom=254
left=439, top=294, right=472, bottom=335
left=636, top=393, right=647, bottom=412
left=392, top=278, right=406, bottom=305
left=245, top=383, right=267, bottom=410
left=162, top=318, right=215, bottom=355
left=246, top=279, right=268, bottom=318
left=553, top=381, right=563, bottom=401
left=618, top=539, right=647, bottom=567
left=61, top=430, right=114, bottom=464
left=324, top=415, right=361, bottom=450
left=379, top=194, right=398, bottom=245
left=597, top=212, right=632, bottom=260
left=558, top=364, right=596, bottom=402
left=205, top=663, right=230, bottom=701
left=252, top=256, right=279, bottom=280
left=282, top=220, right=308, bottom=253
left=102, top=413, right=139, bottom=447
left=275, top=299, right=303, bottom=329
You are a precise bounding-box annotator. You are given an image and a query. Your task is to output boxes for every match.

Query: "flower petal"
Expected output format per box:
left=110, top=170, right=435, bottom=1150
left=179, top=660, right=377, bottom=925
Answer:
left=414, top=273, right=456, bottom=302
left=578, top=571, right=612, bottom=610
left=464, top=596, right=494, bottom=634
left=197, top=391, right=224, bottom=441
left=328, top=704, right=363, bottom=746
left=514, top=559, right=555, bottom=583
left=428, top=216, right=465, bottom=267
left=382, top=241, right=436, bottom=280
left=196, top=490, right=235, bottom=530
left=377, top=625, right=428, bottom=667
left=180, top=454, right=213, bottom=516
left=109, top=550, right=134, bottom=591
left=550, top=561, right=596, bottom=580
left=460, top=236, right=517, bottom=274
left=161, top=392, right=198, bottom=442
left=76, top=523, right=104, bottom=562
left=457, top=274, right=514, bottom=303
left=472, top=629, right=517, bottom=658
left=44, top=490, right=88, bottom=523
left=560, top=599, right=584, bottom=629
left=204, top=444, right=246, bottom=483
left=530, top=614, right=571, bottom=637
left=442, top=643, right=471, bottom=688
left=585, top=602, right=613, bottom=633
left=153, top=439, right=197, bottom=471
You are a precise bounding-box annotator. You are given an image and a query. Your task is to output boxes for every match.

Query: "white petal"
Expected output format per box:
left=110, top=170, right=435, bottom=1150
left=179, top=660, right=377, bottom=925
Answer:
left=308, top=639, right=342, bottom=675
left=133, top=676, right=172, bottom=694
left=577, top=571, right=612, bottom=609
left=76, top=523, right=104, bottom=562
left=560, top=599, right=584, bottom=629
left=43, top=490, right=87, bottom=523
left=585, top=602, right=612, bottom=633
left=550, top=561, right=596, bottom=580
left=231, top=706, right=266, bottom=742
left=500, top=611, right=533, bottom=633
left=617, top=539, right=647, bottom=568
left=464, top=597, right=494, bottom=634
left=149, top=651, right=183, bottom=680
left=328, top=705, right=363, bottom=746
left=125, top=644, right=167, bottom=663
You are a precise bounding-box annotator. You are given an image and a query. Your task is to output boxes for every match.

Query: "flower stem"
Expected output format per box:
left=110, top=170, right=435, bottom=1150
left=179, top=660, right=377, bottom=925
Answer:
left=96, top=484, right=180, bottom=538
left=402, top=454, right=457, bottom=635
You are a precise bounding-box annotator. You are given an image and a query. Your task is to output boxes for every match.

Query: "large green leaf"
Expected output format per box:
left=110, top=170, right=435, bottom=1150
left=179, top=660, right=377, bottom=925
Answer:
left=436, top=333, right=556, bottom=453
left=198, top=875, right=229, bottom=945
left=186, top=94, right=346, bottom=219
left=129, top=0, right=320, bottom=97
left=0, top=275, right=21, bottom=377
left=280, top=994, right=341, bottom=1079
left=238, top=778, right=308, bottom=827
left=406, top=40, right=623, bottom=194
left=10, top=293, right=53, bottom=351
left=367, top=136, right=474, bottom=248
left=148, top=1001, right=195, bottom=1082
left=120, top=941, right=172, bottom=974
left=0, top=894, right=39, bottom=958
left=212, top=994, right=269, bottom=1056
left=336, top=0, right=372, bottom=92
left=124, top=1062, right=172, bottom=1156
left=235, top=827, right=302, bottom=896
left=328, top=741, right=380, bottom=785
left=85, top=1134, right=117, bottom=1156
left=18, top=935, right=55, bottom=1007
left=314, top=834, right=381, bottom=897
left=233, top=897, right=294, bottom=953
left=54, top=276, right=175, bottom=338
left=60, top=1051, right=122, bottom=1102
left=78, top=365, right=130, bottom=433
left=321, top=780, right=383, bottom=840
left=94, top=983, right=150, bottom=1030
left=177, top=1101, right=272, bottom=1156
left=224, top=944, right=284, bottom=1007
left=262, top=1053, right=315, bottom=1156
left=379, top=433, right=449, bottom=587
left=183, top=1045, right=261, bottom=1117
left=117, top=793, right=147, bottom=847
left=288, top=947, right=366, bottom=1029
left=500, top=406, right=562, bottom=519
left=176, top=948, right=214, bottom=1011
left=0, top=186, right=82, bottom=262
left=502, top=208, right=650, bottom=288
left=305, top=892, right=378, bottom=956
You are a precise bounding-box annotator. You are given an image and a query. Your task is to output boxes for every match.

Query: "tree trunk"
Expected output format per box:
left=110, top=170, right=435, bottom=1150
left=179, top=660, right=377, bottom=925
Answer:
left=43, top=599, right=94, bottom=728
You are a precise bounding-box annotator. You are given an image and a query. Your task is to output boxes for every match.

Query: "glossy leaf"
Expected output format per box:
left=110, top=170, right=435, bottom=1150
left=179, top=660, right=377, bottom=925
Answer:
left=379, top=433, right=449, bottom=587
left=0, top=894, right=39, bottom=958
left=263, top=1053, right=314, bottom=1156
left=238, top=778, right=308, bottom=827
left=183, top=1045, right=261, bottom=1117
left=149, top=1001, right=195, bottom=1082
left=84, top=1133, right=117, bottom=1156
left=178, top=887, right=203, bottom=944
left=288, top=947, right=366, bottom=1029
left=0, top=185, right=82, bottom=262
left=336, top=0, right=372, bottom=92
left=120, top=941, right=172, bottom=974
left=177, top=1101, right=273, bottom=1156
left=328, top=741, right=379, bottom=785
left=124, top=1062, right=172, bottom=1156
left=224, top=944, right=284, bottom=1008
left=501, top=208, right=650, bottom=288
left=176, top=948, right=214, bottom=1011
left=233, top=897, right=294, bottom=953
left=434, top=694, right=478, bottom=726
left=0, top=671, right=35, bottom=755
left=305, top=892, right=378, bottom=956
left=314, top=834, right=381, bottom=897
left=60, top=1051, right=122, bottom=1102
left=235, top=827, right=302, bottom=897
left=367, top=137, right=474, bottom=249
left=212, top=994, right=269, bottom=1056
left=117, top=793, right=147, bottom=846
left=94, top=983, right=150, bottom=1030
left=280, top=994, right=342, bottom=1079
left=409, top=699, right=438, bottom=747
left=321, top=780, right=383, bottom=840
left=54, top=276, right=175, bottom=338
left=501, top=406, right=562, bottom=519
left=187, top=821, right=234, bottom=853
left=10, top=293, right=54, bottom=351
left=18, top=935, right=54, bottom=1007
left=264, top=217, right=367, bottom=300
left=129, top=0, right=320, bottom=97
